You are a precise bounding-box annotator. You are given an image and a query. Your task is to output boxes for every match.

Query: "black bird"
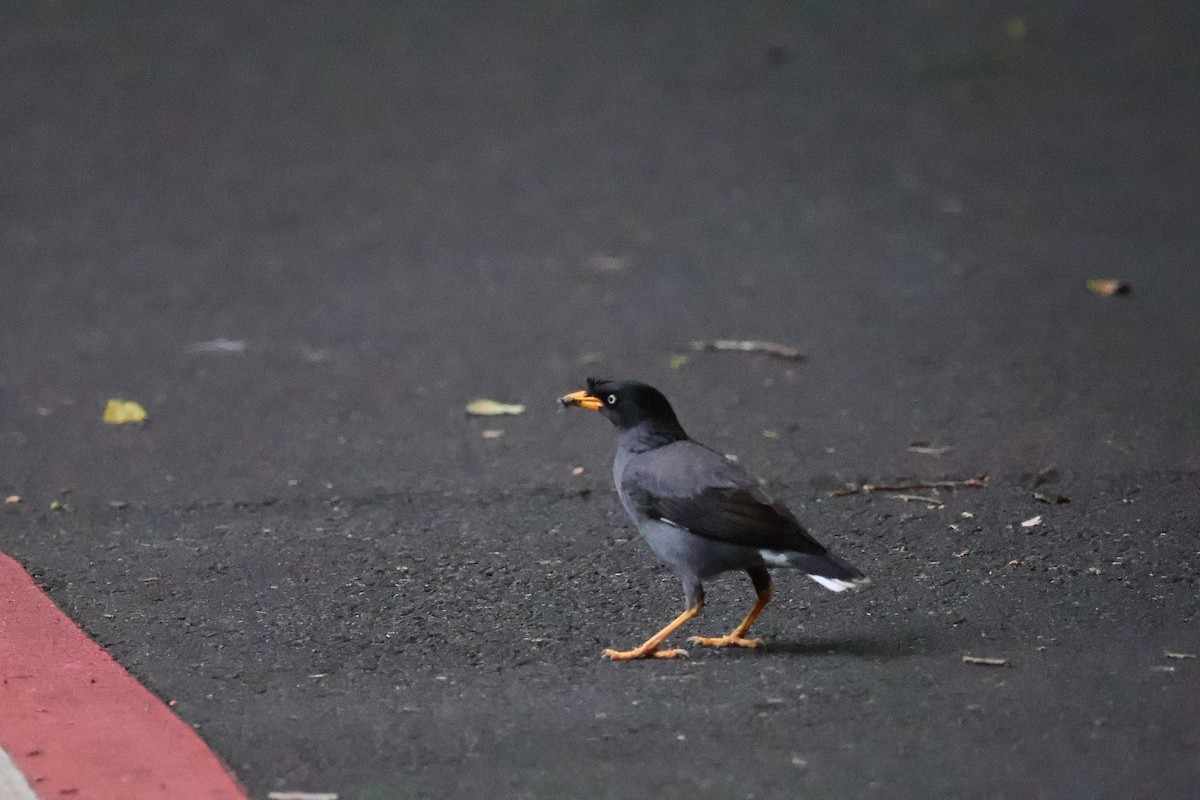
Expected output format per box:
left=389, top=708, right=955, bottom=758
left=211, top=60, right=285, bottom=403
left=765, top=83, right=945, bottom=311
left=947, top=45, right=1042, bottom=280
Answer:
left=561, top=378, right=868, bottom=660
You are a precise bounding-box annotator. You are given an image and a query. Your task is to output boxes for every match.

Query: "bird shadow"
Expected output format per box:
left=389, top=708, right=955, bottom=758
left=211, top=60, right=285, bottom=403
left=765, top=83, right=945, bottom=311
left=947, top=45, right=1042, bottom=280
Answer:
left=755, top=627, right=944, bottom=661
left=762, top=637, right=909, bottom=660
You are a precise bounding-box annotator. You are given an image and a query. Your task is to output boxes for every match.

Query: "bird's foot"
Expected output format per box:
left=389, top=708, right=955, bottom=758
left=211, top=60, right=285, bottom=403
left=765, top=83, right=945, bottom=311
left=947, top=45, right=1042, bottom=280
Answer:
left=602, top=646, right=688, bottom=661
left=687, top=634, right=763, bottom=649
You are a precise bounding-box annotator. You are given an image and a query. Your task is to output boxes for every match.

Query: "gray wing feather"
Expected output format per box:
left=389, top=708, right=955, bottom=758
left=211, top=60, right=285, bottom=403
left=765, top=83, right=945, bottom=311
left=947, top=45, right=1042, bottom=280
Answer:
left=621, top=441, right=828, bottom=555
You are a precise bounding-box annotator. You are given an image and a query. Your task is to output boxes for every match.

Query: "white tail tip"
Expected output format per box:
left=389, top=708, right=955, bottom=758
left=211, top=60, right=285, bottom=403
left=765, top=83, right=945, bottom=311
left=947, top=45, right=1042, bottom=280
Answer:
left=808, top=574, right=871, bottom=592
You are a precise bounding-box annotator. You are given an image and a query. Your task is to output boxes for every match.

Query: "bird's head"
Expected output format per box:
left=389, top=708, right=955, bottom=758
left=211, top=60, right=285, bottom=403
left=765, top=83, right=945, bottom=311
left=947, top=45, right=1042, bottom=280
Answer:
left=559, top=378, right=686, bottom=437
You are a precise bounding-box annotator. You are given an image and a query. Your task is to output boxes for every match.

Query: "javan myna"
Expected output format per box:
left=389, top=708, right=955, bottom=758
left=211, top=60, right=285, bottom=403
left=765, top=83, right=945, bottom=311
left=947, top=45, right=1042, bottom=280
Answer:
left=561, top=378, right=868, bottom=661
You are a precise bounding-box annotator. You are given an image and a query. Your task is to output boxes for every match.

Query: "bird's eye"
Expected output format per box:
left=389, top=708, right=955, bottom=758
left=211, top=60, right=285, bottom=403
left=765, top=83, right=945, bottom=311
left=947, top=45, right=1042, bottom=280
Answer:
left=606, top=394, right=618, bottom=405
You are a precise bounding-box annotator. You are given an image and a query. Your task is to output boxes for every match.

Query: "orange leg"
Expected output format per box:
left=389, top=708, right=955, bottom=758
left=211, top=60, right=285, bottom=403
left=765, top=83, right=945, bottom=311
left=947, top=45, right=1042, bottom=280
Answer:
left=603, top=602, right=703, bottom=661
left=689, top=575, right=773, bottom=649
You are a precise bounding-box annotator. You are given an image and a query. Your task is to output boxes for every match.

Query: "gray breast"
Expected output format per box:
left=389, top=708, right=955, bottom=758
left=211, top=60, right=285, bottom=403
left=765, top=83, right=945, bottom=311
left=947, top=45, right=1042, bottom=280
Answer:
left=636, top=518, right=765, bottom=581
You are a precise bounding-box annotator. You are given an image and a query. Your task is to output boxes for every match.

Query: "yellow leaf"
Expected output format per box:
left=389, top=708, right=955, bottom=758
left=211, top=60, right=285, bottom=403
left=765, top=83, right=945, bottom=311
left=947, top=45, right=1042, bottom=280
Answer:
left=1086, top=278, right=1131, bottom=296
left=465, top=399, right=525, bottom=416
left=1005, top=17, right=1027, bottom=40
left=104, top=399, right=148, bottom=424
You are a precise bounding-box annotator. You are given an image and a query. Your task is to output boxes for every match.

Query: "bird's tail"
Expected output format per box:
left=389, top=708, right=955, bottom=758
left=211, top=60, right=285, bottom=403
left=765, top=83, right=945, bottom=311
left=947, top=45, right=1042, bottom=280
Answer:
left=771, top=550, right=869, bottom=592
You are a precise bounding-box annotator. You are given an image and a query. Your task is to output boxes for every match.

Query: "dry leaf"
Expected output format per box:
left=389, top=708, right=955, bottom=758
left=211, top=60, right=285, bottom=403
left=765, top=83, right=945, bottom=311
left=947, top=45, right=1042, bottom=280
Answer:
left=465, top=399, right=525, bottom=416
left=1020, top=515, right=1042, bottom=528
left=1164, top=650, right=1196, bottom=660
left=1087, top=278, right=1131, bottom=296
left=103, top=399, right=148, bottom=425
left=4, top=495, right=19, bottom=505
left=481, top=429, right=505, bottom=439
left=571, top=466, right=586, bottom=476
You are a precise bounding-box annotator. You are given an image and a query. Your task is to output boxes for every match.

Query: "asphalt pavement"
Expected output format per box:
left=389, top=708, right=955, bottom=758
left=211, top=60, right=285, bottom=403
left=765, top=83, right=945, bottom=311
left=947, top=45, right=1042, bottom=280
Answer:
left=2, top=2, right=1199, bottom=798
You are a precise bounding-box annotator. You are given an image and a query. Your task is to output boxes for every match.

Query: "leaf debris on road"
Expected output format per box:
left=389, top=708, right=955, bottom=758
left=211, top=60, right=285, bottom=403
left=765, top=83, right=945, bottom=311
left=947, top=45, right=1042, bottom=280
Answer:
left=689, top=339, right=804, bottom=360
left=103, top=399, right=148, bottom=424
left=1087, top=278, right=1132, bottom=296
left=1164, top=651, right=1196, bottom=660
left=466, top=399, right=526, bottom=416
left=1034, top=491, right=1070, bottom=504
left=1021, top=515, right=1043, bottom=528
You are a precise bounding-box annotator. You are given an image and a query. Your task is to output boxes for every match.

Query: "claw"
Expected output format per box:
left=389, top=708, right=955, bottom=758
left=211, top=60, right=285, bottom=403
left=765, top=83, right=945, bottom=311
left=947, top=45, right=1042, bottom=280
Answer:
left=688, top=634, right=763, bottom=649
left=603, top=647, right=688, bottom=661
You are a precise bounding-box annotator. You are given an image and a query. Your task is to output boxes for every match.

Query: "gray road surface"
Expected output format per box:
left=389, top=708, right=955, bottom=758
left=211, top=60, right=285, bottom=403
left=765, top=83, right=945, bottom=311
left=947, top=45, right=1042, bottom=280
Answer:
left=2, top=3, right=1198, bottom=798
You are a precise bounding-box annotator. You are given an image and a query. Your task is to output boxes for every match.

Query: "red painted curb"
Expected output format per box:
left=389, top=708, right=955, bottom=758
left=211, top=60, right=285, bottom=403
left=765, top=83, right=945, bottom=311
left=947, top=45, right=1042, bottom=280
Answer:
left=0, top=551, right=249, bottom=800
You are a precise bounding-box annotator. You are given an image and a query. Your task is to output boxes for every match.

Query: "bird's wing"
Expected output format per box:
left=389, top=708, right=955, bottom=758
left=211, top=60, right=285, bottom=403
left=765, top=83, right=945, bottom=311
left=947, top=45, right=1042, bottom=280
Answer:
left=621, top=441, right=828, bottom=555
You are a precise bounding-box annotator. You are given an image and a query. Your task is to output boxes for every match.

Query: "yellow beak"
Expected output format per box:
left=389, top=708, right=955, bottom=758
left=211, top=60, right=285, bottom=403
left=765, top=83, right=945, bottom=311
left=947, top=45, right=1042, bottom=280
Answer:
left=559, top=389, right=604, bottom=411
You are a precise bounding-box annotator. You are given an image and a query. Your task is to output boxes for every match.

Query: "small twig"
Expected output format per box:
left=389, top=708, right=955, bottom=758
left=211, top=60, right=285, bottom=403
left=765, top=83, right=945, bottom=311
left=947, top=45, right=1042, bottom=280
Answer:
left=689, top=339, right=804, bottom=360
left=962, top=655, right=1008, bottom=667
left=908, top=442, right=951, bottom=455
left=886, top=493, right=945, bottom=508
left=831, top=474, right=988, bottom=497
